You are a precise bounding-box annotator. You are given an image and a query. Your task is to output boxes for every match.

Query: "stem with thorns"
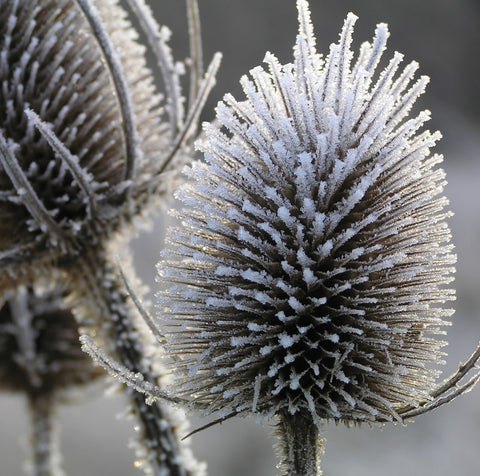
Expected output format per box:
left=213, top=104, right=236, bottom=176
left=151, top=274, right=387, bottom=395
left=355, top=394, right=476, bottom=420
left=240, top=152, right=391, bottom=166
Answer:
left=77, top=251, right=196, bottom=476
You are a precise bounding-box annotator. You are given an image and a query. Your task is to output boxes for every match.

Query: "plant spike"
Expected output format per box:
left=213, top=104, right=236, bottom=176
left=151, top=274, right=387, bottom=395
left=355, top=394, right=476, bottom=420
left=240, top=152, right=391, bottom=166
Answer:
left=186, top=0, right=204, bottom=114
left=123, top=0, right=185, bottom=135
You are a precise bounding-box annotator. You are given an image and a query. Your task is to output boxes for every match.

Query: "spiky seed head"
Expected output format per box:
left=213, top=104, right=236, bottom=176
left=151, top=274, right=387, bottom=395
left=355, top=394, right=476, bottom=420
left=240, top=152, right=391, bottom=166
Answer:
left=0, top=0, right=172, bottom=288
left=157, top=1, right=456, bottom=426
left=0, top=282, right=104, bottom=396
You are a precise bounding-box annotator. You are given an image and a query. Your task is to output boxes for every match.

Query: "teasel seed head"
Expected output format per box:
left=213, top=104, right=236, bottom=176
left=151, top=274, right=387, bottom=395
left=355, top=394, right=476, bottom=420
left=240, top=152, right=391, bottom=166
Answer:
left=0, top=0, right=219, bottom=288
left=157, top=0, right=457, bottom=430
left=0, top=280, right=105, bottom=476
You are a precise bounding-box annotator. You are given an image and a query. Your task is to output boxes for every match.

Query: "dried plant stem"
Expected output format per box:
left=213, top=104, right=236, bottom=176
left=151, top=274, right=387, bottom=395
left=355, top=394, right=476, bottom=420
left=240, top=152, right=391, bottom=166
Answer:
left=28, top=392, right=62, bottom=476
left=78, top=253, right=192, bottom=476
left=277, top=411, right=323, bottom=476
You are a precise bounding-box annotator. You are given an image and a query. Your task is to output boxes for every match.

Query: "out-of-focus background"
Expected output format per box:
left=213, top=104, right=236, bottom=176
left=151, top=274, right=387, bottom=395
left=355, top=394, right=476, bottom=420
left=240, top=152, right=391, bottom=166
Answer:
left=2, top=1, right=480, bottom=475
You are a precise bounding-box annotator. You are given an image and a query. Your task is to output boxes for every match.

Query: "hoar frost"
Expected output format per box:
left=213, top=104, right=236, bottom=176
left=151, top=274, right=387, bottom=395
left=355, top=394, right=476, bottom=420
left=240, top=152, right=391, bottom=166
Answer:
left=157, top=1, right=456, bottom=427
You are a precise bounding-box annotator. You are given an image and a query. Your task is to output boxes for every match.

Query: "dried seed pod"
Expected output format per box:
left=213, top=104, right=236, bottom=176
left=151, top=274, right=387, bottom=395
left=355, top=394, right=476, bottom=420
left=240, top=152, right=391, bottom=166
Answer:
left=0, top=0, right=169, bottom=282
left=159, top=3, right=456, bottom=427
left=77, top=2, right=480, bottom=475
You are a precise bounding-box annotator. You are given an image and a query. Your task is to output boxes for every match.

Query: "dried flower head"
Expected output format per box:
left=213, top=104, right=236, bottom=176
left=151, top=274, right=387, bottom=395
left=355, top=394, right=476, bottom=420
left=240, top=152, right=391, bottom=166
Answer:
left=159, top=1, right=456, bottom=426
left=140, top=1, right=480, bottom=473
left=0, top=0, right=214, bottom=282
left=0, top=0, right=219, bottom=473
left=77, top=2, right=480, bottom=474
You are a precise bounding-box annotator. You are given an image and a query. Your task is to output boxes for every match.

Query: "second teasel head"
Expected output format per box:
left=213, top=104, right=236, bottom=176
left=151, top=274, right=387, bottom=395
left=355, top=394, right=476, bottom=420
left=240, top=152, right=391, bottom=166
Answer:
left=0, top=0, right=208, bottom=287
left=0, top=281, right=104, bottom=397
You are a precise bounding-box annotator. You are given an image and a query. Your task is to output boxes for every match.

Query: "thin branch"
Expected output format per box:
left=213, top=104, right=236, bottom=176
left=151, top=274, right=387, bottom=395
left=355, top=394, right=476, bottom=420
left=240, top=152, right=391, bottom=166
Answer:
left=157, top=52, right=222, bottom=176
left=116, top=260, right=166, bottom=348
left=124, top=0, right=184, bottom=134
left=396, top=341, right=480, bottom=419
left=430, top=341, right=480, bottom=400
left=186, top=0, right=204, bottom=112
left=116, top=260, right=185, bottom=364
left=181, top=411, right=240, bottom=440
left=80, top=335, right=183, bottom=406
left=400, top=372, right=480, bottom=419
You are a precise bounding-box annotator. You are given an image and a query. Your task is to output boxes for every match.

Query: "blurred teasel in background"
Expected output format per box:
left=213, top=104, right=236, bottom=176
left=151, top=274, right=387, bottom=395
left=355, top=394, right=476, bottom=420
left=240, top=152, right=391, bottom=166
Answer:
left=83, top=0, right=480, bottom=474
left=0, top=0, right=219, bottom=474
left=0, top=280, right=104, bottom=475
left=2, top=0, right=480, bottom=475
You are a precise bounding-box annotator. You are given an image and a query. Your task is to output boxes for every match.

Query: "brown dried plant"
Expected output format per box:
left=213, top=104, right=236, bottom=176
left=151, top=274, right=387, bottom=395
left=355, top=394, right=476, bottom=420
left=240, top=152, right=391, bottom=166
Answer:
left=0, top=0, right=220, bottom=474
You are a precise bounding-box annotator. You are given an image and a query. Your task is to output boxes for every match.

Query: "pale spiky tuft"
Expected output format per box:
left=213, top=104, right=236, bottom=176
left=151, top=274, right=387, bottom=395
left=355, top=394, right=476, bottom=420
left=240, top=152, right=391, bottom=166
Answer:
left=158, top=2, right=456, bottom=430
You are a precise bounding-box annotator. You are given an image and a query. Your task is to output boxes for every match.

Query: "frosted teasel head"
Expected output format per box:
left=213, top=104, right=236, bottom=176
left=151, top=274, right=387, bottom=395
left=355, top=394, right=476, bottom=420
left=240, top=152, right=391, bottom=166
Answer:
left=156, top=0, right=477, bottom=431
left=0, top=0, right=220, bottom=287
left=76, top=2, right=480, bottom=473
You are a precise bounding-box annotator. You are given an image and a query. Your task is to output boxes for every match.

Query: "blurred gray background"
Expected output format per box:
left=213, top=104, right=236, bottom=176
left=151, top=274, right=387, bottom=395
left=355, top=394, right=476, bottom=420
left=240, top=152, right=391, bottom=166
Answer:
left=2, top=0, right=480, bottom=475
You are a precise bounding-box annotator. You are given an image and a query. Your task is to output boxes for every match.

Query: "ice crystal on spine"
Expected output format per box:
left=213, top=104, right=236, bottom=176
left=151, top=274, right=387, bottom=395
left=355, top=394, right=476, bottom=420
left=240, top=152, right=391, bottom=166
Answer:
left=159, top=2, right=457, bottom=428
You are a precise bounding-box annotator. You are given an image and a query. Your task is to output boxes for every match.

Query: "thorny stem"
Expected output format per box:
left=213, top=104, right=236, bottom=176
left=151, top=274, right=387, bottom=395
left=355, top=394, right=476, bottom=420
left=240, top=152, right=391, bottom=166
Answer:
left=28, top=392, right=63, bottom=476
left=277, top=411, right=323, bottom=476
left=78, top=252, right=193, bottom=476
